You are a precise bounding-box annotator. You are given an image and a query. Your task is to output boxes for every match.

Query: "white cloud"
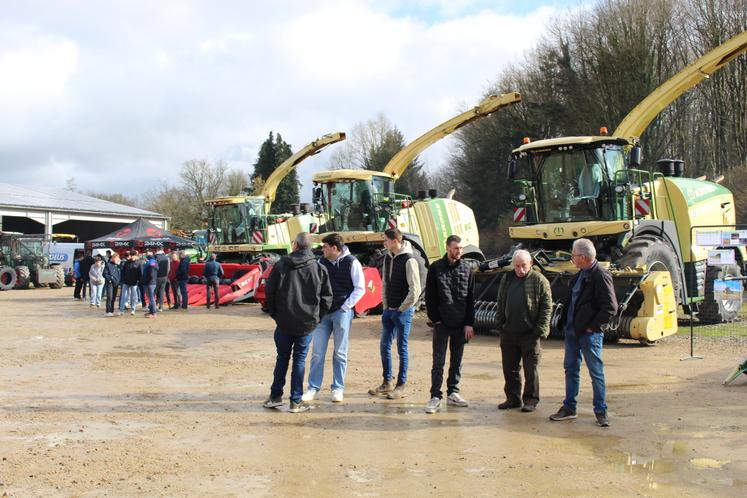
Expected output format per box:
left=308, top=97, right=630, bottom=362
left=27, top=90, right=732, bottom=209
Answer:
left=0, top=0, right=572, bottom=200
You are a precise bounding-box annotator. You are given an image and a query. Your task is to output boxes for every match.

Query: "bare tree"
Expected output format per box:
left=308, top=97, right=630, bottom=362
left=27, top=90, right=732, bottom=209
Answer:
left=225, top=168, right=249, bottom=196
left=180, top=159, right=228, bottom=221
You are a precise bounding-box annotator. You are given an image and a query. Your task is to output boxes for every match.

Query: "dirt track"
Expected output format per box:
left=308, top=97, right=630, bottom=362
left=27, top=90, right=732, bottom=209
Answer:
left=1, top=288, right=745, bottom=497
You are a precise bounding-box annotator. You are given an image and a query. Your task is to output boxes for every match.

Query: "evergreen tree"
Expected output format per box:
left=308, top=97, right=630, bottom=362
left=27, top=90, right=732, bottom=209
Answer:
left=251, top=132, right=300, bottom=213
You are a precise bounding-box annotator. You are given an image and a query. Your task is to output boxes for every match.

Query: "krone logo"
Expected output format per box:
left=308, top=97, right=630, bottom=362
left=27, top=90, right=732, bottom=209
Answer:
left=553, top=226, right=565, bottom=235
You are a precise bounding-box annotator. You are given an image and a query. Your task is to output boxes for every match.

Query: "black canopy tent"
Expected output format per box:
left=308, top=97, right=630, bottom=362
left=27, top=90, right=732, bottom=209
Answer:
left=85, top=218, right=194, bottom=251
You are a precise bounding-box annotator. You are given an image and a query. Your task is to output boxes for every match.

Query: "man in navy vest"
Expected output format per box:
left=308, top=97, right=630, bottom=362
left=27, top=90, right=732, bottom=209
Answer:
left=368, top=228, right=422, bottom=400
left=302, top=233, right=366, bottom=403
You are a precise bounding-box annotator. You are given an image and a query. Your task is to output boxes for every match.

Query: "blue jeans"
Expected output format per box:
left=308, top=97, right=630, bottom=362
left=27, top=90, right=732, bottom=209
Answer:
left=271, top=330, right=313, bottom=403
left=178, top=279, right=189, bottom=309
left=308, top=308, right=353, bottom=392
left=146, top=284, right=157, bottom=314
left=90, top=283, right=103, bottom=305
left=119, top=284, right=139, bottom=312
left=563, top=331, right=607, bottom=414
left=380, top=307, right=415, bottom=385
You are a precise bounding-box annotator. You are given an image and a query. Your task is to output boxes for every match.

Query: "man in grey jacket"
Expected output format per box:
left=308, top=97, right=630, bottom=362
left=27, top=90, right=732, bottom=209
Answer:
left=368, top=228, right=421, bottom=400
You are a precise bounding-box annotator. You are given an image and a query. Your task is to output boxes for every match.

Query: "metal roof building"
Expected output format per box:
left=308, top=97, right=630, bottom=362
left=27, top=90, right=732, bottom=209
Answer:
left=0, top=182, right=168, bottom=241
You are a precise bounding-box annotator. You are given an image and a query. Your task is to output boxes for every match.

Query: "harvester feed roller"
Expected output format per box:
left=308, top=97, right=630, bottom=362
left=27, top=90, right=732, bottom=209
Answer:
left=473, top=257, right=677, bottom=343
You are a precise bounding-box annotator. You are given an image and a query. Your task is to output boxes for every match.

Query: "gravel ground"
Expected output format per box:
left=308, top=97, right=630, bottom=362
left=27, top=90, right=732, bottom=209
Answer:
left=0, top=288, right=745, bottom=497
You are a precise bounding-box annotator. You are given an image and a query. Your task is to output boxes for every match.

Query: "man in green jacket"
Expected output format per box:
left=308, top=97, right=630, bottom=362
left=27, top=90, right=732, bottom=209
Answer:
left=495, top=249, right=552, bottom=412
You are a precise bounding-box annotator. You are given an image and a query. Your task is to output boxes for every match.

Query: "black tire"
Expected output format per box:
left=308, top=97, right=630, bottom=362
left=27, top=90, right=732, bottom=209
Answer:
left=698, top=263, right=742, bottom=323
left=0, top=266, right=17, bottom=291
left=49, top=265, right=65, bottom=289
left=14, top=266, right=31, bottom=289
left=618, top=235, right=683, bottom=305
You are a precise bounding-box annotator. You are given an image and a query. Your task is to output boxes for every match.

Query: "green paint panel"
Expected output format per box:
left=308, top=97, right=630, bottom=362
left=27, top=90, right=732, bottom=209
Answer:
left=668, top=178, right=732, bottom=206
left=427, top=199, right=452, bottom=251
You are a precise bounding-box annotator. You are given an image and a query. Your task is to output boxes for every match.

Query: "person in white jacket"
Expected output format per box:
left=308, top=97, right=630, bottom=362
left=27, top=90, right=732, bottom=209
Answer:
left=88, top=257, right=105, bottom=307
left=368, top=228, right=421, bottom=400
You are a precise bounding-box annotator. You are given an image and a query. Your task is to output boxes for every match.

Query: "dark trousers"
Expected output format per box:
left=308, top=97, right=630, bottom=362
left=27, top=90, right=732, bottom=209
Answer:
left=178, top=279, right=188, bottom=309
left=105, top=282, right=118, bottom=314
left=270, top=330, right=313, bottom=404
left=139, top=283, right=147, bottom=307
left=80, top=277, right=89, bottom=299
left=205, top=277, right=220, bottom=308
left=430, top=324, right=466, bottom=399
left=73, top=278, right=83, bottom=299
left=500, top=332, right=542, bottom=406
left=156, top=277, right=168, bottom=308
left=169, top=279, right=180, bottom=308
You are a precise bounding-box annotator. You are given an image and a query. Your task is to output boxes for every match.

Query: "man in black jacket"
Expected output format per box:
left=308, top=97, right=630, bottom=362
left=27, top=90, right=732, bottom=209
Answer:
left=102, top=252, right=121, bottom=317
left=79, top=251, right=95, bottom=300
left=263, top=233, right=333, bottom=413
left=550, top=238, right=618, bottom=427
left=423, top=235, right=475, bottom=414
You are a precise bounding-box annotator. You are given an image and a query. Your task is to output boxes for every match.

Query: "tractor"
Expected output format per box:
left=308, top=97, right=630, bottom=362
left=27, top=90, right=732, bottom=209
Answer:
left=205, top=132, right=345, bottom=264
left=310, top=94, right=522, bottom=313
left=0, top=232, right=65, bottom=290
left=474, top=31, right=747, bottom=343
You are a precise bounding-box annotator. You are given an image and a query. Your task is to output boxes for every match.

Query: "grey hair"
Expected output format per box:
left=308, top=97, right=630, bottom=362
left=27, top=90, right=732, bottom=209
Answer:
left=573, top=238, right=596, bottom=260
left=512, top=249, right=532, bottom=264
left=294, top=232, right=312, bottom=250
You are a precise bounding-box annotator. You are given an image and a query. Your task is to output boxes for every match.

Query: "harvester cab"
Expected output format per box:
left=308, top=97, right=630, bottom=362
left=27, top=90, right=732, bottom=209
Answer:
left=205, top=132, right=345, bottom=262
left=476, top=30, right=747, bottom=343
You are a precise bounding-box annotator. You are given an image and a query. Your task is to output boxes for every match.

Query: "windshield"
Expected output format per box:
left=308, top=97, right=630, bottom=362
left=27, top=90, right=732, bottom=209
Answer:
left=321, top=178, right=391, bottom=231
left=211, top=199, right=264, bottom=244
left=536, top=147, right=621, bottom=223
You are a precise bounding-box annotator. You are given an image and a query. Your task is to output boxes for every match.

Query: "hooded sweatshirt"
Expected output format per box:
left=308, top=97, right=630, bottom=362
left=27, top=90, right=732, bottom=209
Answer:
left=264, top=249, right=333, bottom=336
left=381, top=240, right=421, bottom=312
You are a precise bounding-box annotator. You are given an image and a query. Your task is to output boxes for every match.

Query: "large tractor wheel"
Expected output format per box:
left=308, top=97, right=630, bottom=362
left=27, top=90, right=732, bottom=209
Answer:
left=0, top=266, right=17, bottom=291
left=617, top=235, right=683, bottom=305
left=698, top=263, right=742, bottom=323
left=49, top=265, right=65, bottom=289
left=14, top=265, right=31, bottom=289
left=33, top=264, right=48, bottom=288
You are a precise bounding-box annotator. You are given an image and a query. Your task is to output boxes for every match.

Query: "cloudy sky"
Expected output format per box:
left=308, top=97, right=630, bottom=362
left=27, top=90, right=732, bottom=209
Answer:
left=1, top=0, right=583, bottom=202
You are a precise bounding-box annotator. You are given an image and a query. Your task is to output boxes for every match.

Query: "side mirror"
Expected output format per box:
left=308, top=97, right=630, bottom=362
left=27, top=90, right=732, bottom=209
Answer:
left=507, top=158, right=517, bottom=180
left=629, top=145, right=642, bottom=168
left=312, top=185, right=322, bottom=203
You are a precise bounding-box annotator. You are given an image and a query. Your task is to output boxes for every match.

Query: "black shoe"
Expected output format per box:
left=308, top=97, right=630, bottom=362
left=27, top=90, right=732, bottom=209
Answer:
left=262, top=396, right=283, bottom=409
left=521, top=404, right=537, bottom=413
left=549, top=406, right=577, bottom=421
left=595, top=412, right=610, bottom=427
left=498, top=400, right=522, bottom=410
left=289, top=401, right=310, bottom=413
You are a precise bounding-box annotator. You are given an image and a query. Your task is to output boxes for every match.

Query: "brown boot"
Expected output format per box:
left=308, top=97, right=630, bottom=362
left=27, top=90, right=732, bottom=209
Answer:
left=368, top=379, right=394, bottom=395
left=387, top=383, right=407, bottom=399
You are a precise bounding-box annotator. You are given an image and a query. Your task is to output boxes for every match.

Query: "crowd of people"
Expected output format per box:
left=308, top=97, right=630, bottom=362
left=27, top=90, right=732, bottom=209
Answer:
left=69, top=230, right=619, bottom=427
left=73, top=247, right=192, bottom=317
left=263, top=230, right=618, bottom=427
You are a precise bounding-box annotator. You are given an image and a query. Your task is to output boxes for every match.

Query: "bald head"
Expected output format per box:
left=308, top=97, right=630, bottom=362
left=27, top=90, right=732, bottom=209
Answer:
left=512, top=249, right=532, bottom=278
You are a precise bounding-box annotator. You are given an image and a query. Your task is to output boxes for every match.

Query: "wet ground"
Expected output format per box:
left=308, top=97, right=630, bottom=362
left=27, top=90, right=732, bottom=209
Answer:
left=1, top=288, right=745, bottom=497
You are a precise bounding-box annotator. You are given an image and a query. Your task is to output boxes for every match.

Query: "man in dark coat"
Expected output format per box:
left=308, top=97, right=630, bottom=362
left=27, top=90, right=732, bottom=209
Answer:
left=203, top=253, right=224, bottom=309
left=423, top=235, right=475, bottom=414
left=550, top=238, right=618, bottom=427
left=263, top=233, right=333, bottom=413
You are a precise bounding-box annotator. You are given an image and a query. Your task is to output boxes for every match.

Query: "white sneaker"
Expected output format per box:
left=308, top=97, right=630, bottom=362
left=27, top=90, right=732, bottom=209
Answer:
left=425, top=397, right=441, bottom=414
left=331, top=389, right=344, bottom=403
left=130, top=310, right=135, bottom=316
left=447, top=392, right=469, bottom=407
left=301, top=389, right=318, bottom=402
left=105, top=312, right=114, bottom=317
